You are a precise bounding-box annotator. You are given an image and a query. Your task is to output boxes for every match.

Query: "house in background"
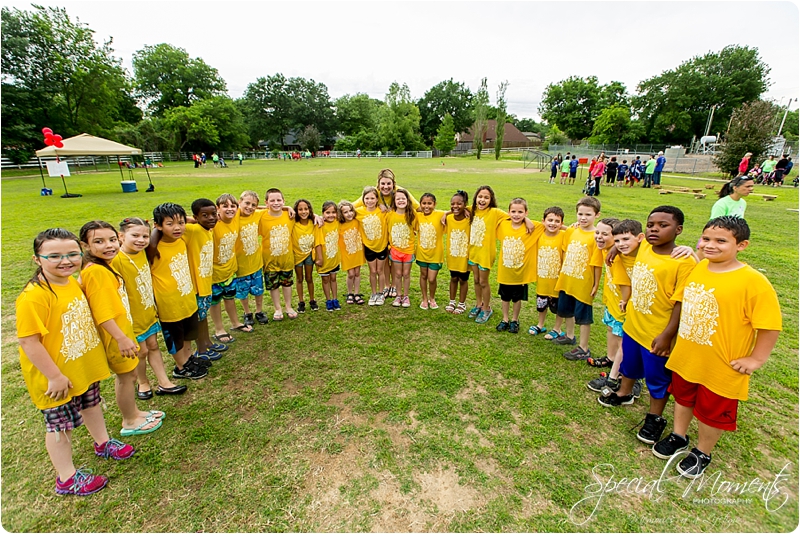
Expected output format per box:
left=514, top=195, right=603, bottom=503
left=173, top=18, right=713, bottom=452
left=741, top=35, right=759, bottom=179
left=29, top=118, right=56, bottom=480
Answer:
left=455, top=120, right=533, bottom=151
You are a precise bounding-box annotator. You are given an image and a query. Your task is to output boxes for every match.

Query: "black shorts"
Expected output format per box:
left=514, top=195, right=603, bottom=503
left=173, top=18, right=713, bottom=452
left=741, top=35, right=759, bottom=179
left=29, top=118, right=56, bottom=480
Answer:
left=536, top=295, right=559, bottom=313
left=161, top=311, right=199, bottom=354
left=364, top=245, right=388, bottom=262
left=569, top=170, right=577, bottom=178
left=498, top=283, right=528, bottom=303
left=449, top=270, right=470, bottom=281
left=556, top=291, right=593, bottom=325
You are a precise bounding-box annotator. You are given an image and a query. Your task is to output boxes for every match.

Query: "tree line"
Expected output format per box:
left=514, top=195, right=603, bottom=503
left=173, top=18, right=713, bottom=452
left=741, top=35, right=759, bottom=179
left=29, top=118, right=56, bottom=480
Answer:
left=2, top=5, right=795, bottom=166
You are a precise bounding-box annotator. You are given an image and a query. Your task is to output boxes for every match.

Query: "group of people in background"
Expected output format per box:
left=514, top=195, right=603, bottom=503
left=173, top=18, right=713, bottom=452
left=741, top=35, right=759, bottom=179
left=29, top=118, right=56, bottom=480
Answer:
left=739, top=152, right=794, bottom=186
left=550, top=151, right=667, bottom=195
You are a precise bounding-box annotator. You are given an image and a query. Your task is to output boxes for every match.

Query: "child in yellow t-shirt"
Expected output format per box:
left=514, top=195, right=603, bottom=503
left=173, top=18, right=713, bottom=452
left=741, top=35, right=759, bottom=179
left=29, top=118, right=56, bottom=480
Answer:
left=654, top=216, right=782, bottom=478
left=553, top=197, right=604, bottom=359
left=78, top=221, right=164, bottom=438
left=338, top=200, right=366, bottom=305
left=495, top=198, right=544, bottom=333
left=259, top=188, right=297, bottom=320
left=444, top=190, right=471, bottom=315
left=529, top=206, right=566, bottom=337
left=17, top=228, right=133, bottom=495
left=292, top=199, right=318, bottom=312
left=599, top=206, right=697, bottom=448
left=314, top=201, right=341, bottom=311
left=467, top=185, right=507, bottom=323
left=415, top=193, right=446, bottom=310
left=387, top=188, right=418, bottom=308
left=236, top=191, right=267, bottom=326
left=355, top=186, right=389, bottom=306
left=113, top=217, right=185, bottom=399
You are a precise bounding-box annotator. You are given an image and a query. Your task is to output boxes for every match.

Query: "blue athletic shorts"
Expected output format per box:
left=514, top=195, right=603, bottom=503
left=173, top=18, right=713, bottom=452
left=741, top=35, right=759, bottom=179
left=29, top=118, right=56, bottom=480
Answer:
left=556, top=291, right=593, bottom=325
left=135, top=321, right=162, bottom=344
left=235, top=270, right=265, bottom=299
left=619, top=332, right=671, bottom=399
left=211, top=277, right=237, bottom=305
left=602, top=308, right=624, bottom=337
left=196, top=294, right=212, bottom=321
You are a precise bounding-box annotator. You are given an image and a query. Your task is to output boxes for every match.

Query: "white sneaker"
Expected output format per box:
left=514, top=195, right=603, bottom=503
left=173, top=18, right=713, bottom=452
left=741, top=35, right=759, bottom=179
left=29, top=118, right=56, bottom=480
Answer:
left=375, top=294, right=385, bottom=306
left=368, top=293, right=377, bottom=306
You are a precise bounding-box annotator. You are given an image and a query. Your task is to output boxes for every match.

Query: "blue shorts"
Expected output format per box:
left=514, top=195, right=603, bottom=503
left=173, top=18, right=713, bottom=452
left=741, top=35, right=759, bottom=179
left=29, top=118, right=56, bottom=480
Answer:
left=211, top=277, right=237, bottom=305
left=416, top=261, right=442, bottom=271
left=196, top=294, right=212, bottom=321
left=619, top=332, right=671, bottom=399
left=602, top=308, right=624, bottom=337
left=135, top=321, right=162, bottom=344
left=235, top=270, right=265, bottom=299
left=556, top=291, right=593, bottom=324
left=295, top=255, right=314, bottom=267
left=467, top=260, right=489, bottom=272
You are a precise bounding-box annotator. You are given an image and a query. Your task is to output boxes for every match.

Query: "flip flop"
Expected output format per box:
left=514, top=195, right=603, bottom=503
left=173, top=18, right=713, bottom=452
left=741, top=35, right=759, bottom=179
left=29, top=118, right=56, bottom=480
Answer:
left=232, top=324, right=254, bottom=333
left=286, top=310, right=298, bottom=319
left=147, top=410, right=166, bottom=421
left=120, top=417, right=162, bottom=437
left=272, top=311, right=284, bottom=321
left=213, top=333, right=235, bottom=344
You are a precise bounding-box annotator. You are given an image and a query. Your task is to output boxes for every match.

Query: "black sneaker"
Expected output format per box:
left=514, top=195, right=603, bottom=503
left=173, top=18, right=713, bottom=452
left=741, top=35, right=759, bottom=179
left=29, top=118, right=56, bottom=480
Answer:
left=173, top=361, right=208, bottom=380
left=632, top=380, right=643, bottom=399
left=243, top=313, right=255, bottom=327
left=636, top=413, right=668, bottom=444
left=564, top=347, right=592, bottom=361
left=297, top=301, right=306, bottom=313
left=587, top=372, right=619, bottom=393
left=309, top=300, right=319, bottom=311
left=496, top=320, right=509, bottom=332
left=188, top=354, right=212, bottom=369
left=254, top=311, right=269, bottom=324
left=652, top=432, right=690, bottom=460
left=676, top=448, right=712, bottom=479
left=597, top=392, right=634, bottom=407
left=508, top=321, right=520, bottom=334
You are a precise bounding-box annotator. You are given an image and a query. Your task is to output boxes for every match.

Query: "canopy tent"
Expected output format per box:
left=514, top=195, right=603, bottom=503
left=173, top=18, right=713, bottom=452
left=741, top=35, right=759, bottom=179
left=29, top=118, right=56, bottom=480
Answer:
left=35, top=133, right=153, bottom=195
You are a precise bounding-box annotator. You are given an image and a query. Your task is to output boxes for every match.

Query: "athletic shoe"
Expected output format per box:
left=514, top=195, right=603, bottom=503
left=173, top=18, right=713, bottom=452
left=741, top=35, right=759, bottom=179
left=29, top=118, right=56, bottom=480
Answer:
left=496, top=320, right=509, bottom=332
left=401, top=296, right=411, bottom=308
left=243, top=313, right=255, bottom=327
left=209, top=342, right=228, bottom=353
left=309, top=300, right=320, bottom=311
left=188, top=354, right=212, bottom=369
left=587, top=372, right=618, bottom=393
left=652, top=432, right=690, bottom=460
left=326, top=300, right=334, bottom=312
left=676, top=448, right=712, bottom=479
left=508, top=321, right=520, bottom=334
left=375, top=294, right=386, bottom=306
left=636, top=413, right=668, bottom=445
left=632, top=380, right=643, bottom=399
left=56, top=468, right=108, bottom=496
left=475, top=309, right=493, bottom=324
left=597, top=392, right=634, bottom=407
left=368, top=294, right=377, bottom=306
left=468, top=306, right=481, bottom=319
left=553, top=334, right=577, bottom=345
left=297, top=301, right=306, bottom=313
left=94, top=438, right=135, bottom=460
left=197, top=349, right=223, bottom=362
left=173, top=362, right=208, bottom=380
left=332, top=299, right=342, bottom=310
left=564, top=347, right=592, bottom=361
left=392, top=296, right=402, bottom=307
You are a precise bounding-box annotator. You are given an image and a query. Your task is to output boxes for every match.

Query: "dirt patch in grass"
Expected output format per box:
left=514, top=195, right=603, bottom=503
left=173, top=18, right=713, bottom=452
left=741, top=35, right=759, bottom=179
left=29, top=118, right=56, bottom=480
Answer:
left=454, top=381, right=488, bottom=401
left=465, top=423, right=493, bottom=448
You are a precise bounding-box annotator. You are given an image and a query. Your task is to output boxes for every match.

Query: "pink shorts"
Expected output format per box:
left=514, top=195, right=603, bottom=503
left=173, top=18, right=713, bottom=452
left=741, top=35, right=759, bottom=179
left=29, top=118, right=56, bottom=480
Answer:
left=389, top=248, right=415, bottom=263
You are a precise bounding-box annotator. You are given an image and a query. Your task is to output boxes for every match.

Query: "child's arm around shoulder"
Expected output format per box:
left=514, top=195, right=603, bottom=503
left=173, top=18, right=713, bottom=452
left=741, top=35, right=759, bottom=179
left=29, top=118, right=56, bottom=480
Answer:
left=146, top=227, right=162, bottom=265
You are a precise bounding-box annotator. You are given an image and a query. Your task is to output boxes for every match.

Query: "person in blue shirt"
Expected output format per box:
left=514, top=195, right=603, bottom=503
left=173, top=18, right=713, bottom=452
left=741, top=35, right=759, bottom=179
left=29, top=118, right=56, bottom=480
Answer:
left=550, top=158, right=559, bottom=183
left=654, top=151, right=667, bottom=185
left=617, top=160, right=629, bottom=187
left=569, top=155, right=579, bottom=183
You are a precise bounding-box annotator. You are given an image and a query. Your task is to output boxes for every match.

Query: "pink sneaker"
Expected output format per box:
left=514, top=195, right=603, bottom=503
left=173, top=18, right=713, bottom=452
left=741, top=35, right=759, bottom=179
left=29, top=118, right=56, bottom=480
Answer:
left=392, top=296, right=403, bottom=307
left=428, top=299, right=439, bottom=310
left=94, top=438, right=135, bottom=460
left=402, top=296, right=411, bottom=308
left=55, top=468, right=108, bottom=496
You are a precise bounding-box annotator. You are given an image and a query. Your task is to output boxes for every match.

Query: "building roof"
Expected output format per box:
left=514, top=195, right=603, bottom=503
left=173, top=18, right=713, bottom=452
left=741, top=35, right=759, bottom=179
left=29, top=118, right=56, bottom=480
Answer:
left=459, top=120, right=531, bottom=143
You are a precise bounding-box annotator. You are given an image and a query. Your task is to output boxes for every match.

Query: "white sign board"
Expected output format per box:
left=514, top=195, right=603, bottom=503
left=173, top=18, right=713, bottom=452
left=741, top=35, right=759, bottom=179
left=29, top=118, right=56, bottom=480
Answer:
left=46, top=160, right=70, bottom=177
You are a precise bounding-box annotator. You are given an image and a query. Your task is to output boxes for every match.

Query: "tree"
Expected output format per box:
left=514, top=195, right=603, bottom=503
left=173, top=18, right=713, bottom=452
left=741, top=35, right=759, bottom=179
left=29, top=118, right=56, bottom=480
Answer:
left=543, top=125, right=568, bottom=149
left=334, top=93, right=382, bottom=136
left=472, top=78, right=489, bottom=159
left=539, top=76, right=628, bottom=140
left=132, top=43, right=226, bottom=116
left=433, top=113, right=456, bottom=155
left=376, top=82, right=426, bottom=153
left=589, top=104, right=633, bottom=144
left=634, top=45, right=770, bottom=144
left=285, top=77, right=336, bottom=138
left=417, top=79, right=473, bottom=145
left=714, top=100, right=775, bottom=176
left=297, top=125, right=321, bottom=152
left=162, top=96, right=248, bottom=152
left=494, top=81, right=509, bottom=160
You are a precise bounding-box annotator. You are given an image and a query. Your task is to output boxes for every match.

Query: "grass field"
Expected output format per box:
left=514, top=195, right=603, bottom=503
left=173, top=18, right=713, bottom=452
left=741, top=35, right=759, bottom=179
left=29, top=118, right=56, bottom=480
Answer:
left=1, top=157, right=798, bottom=532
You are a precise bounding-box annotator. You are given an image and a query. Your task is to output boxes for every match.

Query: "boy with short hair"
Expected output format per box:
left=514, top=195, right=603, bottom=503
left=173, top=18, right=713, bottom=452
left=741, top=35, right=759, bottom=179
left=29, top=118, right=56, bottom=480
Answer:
left=569, top=155, right=579, bottom=185
left=552, top=197, right=603, bottom=360
left=652, top=217, right=781, bottom=478
left=236, top=191, right=268, bottom=326
left=616, top=160, right=629, bottom=187
left=529, top=206, right=566, bottom=337
left=644, top=155, right=657, bottom=188
left=599, top=206, right=697, bottom=447
left=259, top=188, right=298, bottom=320
left=559, top=157, right=570, bottom=185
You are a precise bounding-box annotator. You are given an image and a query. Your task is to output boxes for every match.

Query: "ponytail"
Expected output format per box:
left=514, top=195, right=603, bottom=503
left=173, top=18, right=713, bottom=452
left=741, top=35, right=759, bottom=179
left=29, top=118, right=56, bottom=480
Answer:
left=718, top=175, right=753, bottom=199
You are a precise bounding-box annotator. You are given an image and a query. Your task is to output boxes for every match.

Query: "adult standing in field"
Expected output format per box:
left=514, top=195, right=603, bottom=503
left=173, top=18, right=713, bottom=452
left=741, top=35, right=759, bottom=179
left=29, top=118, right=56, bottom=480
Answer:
left=238, top=153, right=243, bottom=165
left=710, top=175, right=754, bottom=219
left=606, top=157, right=619, bottom=185
left=761, top=154, right=777, bottom=181
left=643, top=155, right=657, bottom=188
left=784, top=157, right=794, bottom=185
left=654, top=151, right=666, bottom=186
left=773, top=154, right=789, bottom=186
left=590, top=156, right=605, bottom=196
left=738, top=152, right=752, bottom=175
left=356, top=149, right=361, bottom=159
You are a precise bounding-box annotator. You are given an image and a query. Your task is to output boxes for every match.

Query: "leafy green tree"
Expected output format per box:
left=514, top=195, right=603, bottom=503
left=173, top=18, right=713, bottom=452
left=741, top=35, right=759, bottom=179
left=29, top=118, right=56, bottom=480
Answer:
left=286, top=77, right=336, bottom=138
left=297, top=125, right=321, bottom=152
left=112, top=118, right=174, bottom=152
left=543, top=125, right=568, bottom=149
left=433, top=113, right=456, bottom=155
left=634, top=45, right=770, bottom=143
left=334, top=93, right=383, bottom=136
left=589, top=104, right=632, bottom=144
left=472, top=78, right=489, bottom=159
left=162, top=96, right=248, bottom=152
left=377, top=82, right=426, bottom=153
left=494, top=81, right=509, bottom=160
left=132, top=43, right=226, bottom=116
left=775, top=107, right=798, bottom=141
left=417, top=79, right=473, bottom=145
left=714, top=100, right=775, bottom=176
left=539, top=76, right=628, bottom=140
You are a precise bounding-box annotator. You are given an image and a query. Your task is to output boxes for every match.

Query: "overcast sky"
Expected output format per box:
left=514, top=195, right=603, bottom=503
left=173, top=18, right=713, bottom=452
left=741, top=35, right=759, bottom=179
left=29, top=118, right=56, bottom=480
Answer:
left=4, top=1, right=799, bottom=119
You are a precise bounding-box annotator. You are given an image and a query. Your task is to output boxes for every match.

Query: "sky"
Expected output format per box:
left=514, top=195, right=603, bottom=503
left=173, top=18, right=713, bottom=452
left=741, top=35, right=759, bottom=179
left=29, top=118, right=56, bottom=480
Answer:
left=3, top=0, right=799, bottom=120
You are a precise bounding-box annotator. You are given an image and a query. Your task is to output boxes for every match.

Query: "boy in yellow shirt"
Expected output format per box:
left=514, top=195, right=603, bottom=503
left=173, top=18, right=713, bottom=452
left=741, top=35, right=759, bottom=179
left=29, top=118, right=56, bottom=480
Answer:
left=259, top=188, right=298, bottom=320
left=236, top=191, right=268, bottom=326
left=528, top=206, right=565, bottom=337
left=553, top=197, right=603, bottom=360
left=599, top=206, right=697, bottom=448
left=653, top=217, right=781, bottom=478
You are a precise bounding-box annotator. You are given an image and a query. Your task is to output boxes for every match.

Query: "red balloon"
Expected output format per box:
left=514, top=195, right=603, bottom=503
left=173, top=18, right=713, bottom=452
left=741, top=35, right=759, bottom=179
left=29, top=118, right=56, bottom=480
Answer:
left=42, top=127, right=53, bottom=135
left=54, top=141, right=64, bottom=148
left=44, top=137, right=55, bottom=146
left=53, top=134, right=62, bottom=142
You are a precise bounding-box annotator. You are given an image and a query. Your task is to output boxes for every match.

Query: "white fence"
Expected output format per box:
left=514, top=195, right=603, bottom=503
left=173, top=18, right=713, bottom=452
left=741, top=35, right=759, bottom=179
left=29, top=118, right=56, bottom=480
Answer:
left=324, top=151, right=432, bottom=158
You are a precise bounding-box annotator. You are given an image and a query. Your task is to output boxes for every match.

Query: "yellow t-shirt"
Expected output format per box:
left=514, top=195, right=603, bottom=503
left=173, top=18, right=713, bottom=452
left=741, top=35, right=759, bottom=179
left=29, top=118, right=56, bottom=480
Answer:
left=602, top=249, right=635, bottom=322
left=236, top=210, right=265, bottom=277
left=78, top=264, right=139, bottom=374
left=415, top=210, right=446, bottom=264
left=111, top=250, right=157, bottom=336
left=183, top=223, right=214, bottom=297
left=496, top=220, right=542, bottom=285
left=623, top=242, right=697, bottom=348
left=445, top=214, right=471, bottom=273
left=151, top=238, right=198, bottom=322
left=213, top=217, right=239, bottom=283
left=16, top=278, right=111, bottom=410
left=554, top=227, right=604, bottom=304
left=666, top=261, right=782, bottom=401
left=339, top=219, right=365, bottom=270
left=387, top=211, right=417, bottom=255
left=355, top=206, right=388, bottom=252
left=292, top=220, right=316, bottom=264
left=468, top=207, right=507, bottom=270
left=535, top=231, right=567, bottom=298
left=259, top=210, right=295, bottom=272
left=314, top=220, right=341, bottom=274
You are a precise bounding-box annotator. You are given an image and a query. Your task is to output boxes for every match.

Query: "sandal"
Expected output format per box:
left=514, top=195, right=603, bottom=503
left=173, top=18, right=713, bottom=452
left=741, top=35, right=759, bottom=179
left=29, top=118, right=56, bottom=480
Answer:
left=528, top=325, right=546, bottom=336
left=272, top=311, right=284, bottom=321
left=543, top=329, right=563, bottom=341
left=445, top=300, right=456, bottom=313
left=232, top=324, right=254, bottom=333
left=467, top=306, right=482, bottom=319
left=388, top=286, right=397, bottom=298
left=454, top=302, right=467, bottom=315
left=354, top=294, right=365, bottom=305
left=213, top=332, right=235, bottom=344
left=346, top=293, right=355, bottom=304
left=587, top=356, right=613, bottom=368
left=286, top=309, right=298, bottom=319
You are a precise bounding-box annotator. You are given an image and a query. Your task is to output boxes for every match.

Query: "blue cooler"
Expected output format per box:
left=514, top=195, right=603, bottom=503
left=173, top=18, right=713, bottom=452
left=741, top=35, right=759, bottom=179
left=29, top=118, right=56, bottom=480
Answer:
left=121, top=180, right=138, bottom=193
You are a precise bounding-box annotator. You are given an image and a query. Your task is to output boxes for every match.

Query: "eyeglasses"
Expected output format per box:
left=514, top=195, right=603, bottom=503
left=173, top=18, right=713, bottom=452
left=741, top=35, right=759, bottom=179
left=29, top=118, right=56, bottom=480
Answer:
left=37, top=252, right=83, bottom=263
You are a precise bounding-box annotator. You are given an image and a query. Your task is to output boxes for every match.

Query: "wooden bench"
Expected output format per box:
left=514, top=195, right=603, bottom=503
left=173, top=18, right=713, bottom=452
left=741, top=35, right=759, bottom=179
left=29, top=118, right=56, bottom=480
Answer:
left=659, top=190, right=706, bottom=199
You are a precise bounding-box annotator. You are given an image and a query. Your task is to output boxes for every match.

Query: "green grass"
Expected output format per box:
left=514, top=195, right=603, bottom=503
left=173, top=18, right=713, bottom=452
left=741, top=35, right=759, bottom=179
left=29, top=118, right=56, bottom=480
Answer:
left=2, top=157, right=798, bottom=532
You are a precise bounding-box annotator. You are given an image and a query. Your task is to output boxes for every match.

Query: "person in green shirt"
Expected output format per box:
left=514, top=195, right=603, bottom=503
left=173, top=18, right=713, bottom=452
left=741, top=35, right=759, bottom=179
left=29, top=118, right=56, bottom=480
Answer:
left=761, top=155, right=777, bottom=176
left=643, top=156, right=657, bottom=188
left=710, top=175, right=754, bottom=219
left=559, top=158, right=571, bottom=185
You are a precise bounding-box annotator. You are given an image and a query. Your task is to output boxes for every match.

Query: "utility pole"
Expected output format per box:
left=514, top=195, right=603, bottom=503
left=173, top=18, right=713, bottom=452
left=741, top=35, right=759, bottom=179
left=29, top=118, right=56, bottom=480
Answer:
left=777, top=98, right=796, bottom=137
